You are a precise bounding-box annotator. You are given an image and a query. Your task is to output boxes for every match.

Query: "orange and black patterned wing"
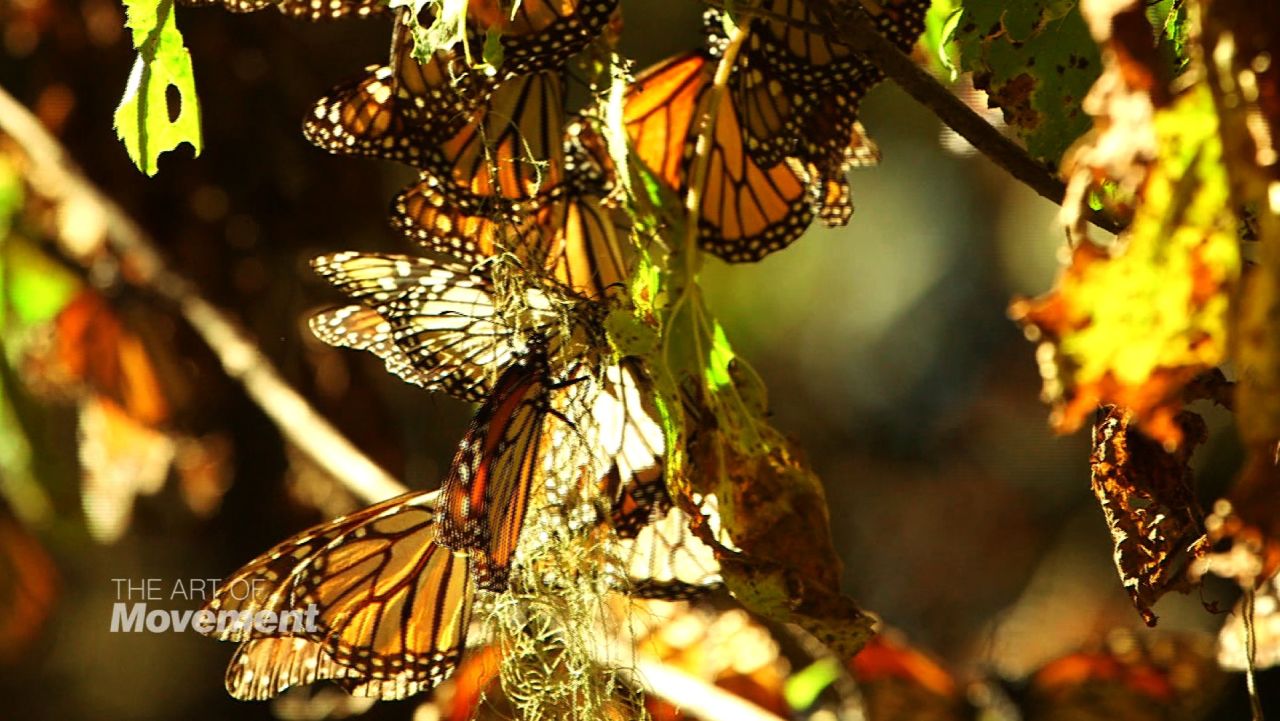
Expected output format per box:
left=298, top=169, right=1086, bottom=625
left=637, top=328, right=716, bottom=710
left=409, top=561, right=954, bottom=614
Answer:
left=391, top=177, right=547, bottom=264
left=538, top=194, right=630, bottom=301
left=420, top=70, right=568, bottom=213
left=705, top=10, right=881, bottom=225
left=747, top=0, right=927, bottom=91
left=468, top=0, right=620, bottom=75
left=303, top=63, right=435, bottom=167
left=202, top=492, right=473, bottom=699
left=389, top=12, right=498, bottom=136
left=226, top=634, right=448, bottom=701
left=437, top=355, right=564, bottom=590
left=624, top=51, right=813, bottom=262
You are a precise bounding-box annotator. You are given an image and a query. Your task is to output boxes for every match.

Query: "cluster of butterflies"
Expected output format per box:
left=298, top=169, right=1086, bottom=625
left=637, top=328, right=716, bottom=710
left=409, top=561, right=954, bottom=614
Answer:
left=188, top=0, right=928, bottom=706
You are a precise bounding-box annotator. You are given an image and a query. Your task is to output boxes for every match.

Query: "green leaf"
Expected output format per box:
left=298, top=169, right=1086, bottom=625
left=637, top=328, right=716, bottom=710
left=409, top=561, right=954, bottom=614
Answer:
left=1148, top=0, right=1191, bottom=72
left=0, top=362, right=48, bottom=526
left=3, top=240, right=81, bottom=329
left=920, top=0, right=962, bottom=79
left=1012, top=86, right=1240, bottom=446
left=482, top=27, right=504, bottom=68
left=784, top=658, right=841, bottom=711
left=114, top=0, right=202, bottom=176
left=954, top=0, right=1099, bottom=163
left=0, top=159, right=79, bottom=330
left=704, top=319, right=734, bottom=391
left=604, top=306, right=657, bottom=357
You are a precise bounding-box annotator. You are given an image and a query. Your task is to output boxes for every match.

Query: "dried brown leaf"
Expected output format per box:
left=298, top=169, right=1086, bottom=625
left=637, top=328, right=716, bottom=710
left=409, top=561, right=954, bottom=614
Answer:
left=1090, top=406, right=1208, bottom=625
left=685, top=426, right=874, bottom=660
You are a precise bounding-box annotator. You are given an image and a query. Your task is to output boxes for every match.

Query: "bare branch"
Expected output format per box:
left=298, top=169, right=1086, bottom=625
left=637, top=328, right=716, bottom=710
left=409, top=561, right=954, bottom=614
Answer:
left=0, top=85, right=407, bottom=506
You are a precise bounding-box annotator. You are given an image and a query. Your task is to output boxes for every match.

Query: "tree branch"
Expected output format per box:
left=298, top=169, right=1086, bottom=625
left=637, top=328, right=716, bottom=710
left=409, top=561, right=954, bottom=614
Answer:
left=804, top=0, right=1124, bottom=236
left=0, top=85, right=407, bottom=506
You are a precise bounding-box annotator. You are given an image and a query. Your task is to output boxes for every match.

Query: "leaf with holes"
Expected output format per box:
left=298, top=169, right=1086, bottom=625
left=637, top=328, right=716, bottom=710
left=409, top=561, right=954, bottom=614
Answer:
left=114, top=0, right=202, bottom=176
left=952, top=0, right=1099, bottom=163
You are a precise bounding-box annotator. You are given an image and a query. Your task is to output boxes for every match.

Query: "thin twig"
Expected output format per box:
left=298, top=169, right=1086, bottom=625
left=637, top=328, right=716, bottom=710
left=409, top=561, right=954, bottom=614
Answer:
left=803, top=0, right=1124, bottom=236
left=0, top=85, right=406, bottom=506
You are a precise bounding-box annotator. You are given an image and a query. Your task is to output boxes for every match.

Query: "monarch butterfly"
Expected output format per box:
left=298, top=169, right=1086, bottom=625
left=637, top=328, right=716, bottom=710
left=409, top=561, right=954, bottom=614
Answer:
left=390, top=179, right=548, bottom=265
left=587, top=365, right=723, bottom=600
left=702, top=9, right=817, bottom=169
left=304, top=11, right=508, bottom=162
left=306, top=28, right=568, bottom=196
left=303, top=64, right=437, bottom=167
left=309, top=252, right=579, bottom=401
left=391, top=185, right=629, bottom=300
left=202, top=491, right=473, bottom=700
left=425, top=69, right=568, bottom=210
left=450, top=354, right=663, bottom=587
left=392, top=117, right=630, bottom=300
left=702, top=10, right=881, bottom=225
left=540, top=120, right=631, bottom=299
left=790, top=93, right=881, bottom=226
left=436, top=345, right=621, bottom=590
left=746, top=0, right=928, bottom=91
left=612, top=499, right=724, bottom=599
left=624, top=51, right=814, bottom=263
left=390, top=15, right=499, bottom=140
left=179, top=0, right=385, bottom=21
left=466, top=0, right=621, bottom=75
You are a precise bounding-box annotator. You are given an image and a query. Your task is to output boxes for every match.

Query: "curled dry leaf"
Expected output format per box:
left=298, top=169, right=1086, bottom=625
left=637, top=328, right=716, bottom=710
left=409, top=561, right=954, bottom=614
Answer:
left=1011, top=0, right=1239, bottom=449
left=686, top=426, right=874, bottom=660
left=1090, top=406, right=1208, bottom=626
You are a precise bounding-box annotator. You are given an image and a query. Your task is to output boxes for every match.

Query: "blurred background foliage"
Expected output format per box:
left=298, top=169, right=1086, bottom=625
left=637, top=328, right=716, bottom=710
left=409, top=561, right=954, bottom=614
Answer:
left=0, top=0, right=1269, bottom=718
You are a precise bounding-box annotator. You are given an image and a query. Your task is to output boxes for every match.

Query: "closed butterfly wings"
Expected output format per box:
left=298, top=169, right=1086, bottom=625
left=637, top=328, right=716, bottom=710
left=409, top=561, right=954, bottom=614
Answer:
left=747, top=0, right=927, bottom=89
left=624, top=51, right=814, bottom=263
left=704, top=10, right=883, bottom=227
left=437, top=355, right=566, bottom=590
left=468, top=0, right=620, bottom=75
left=202, top=492, right=473, bottom=700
